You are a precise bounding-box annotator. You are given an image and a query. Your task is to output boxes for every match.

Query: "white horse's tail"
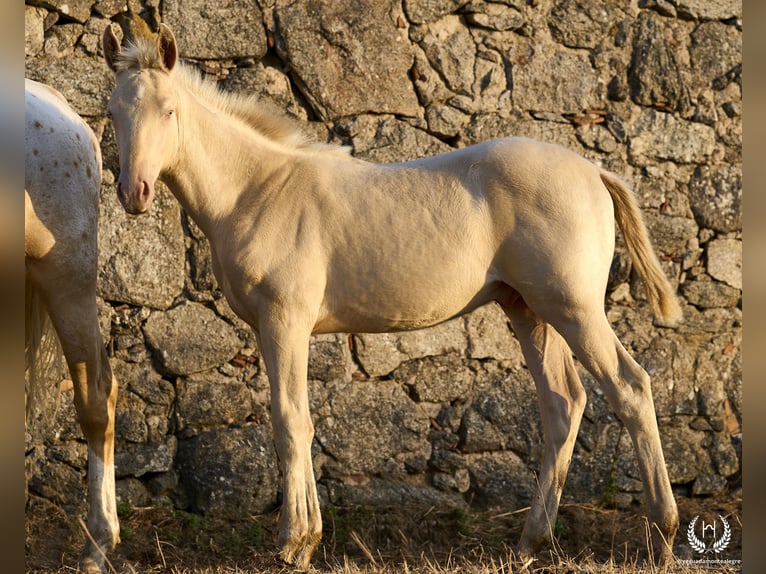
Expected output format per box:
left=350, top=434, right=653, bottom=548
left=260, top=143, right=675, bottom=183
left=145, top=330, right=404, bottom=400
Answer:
left=25, top=279, right=63, bottom=423
left=600, top=170, right=683, bottom=327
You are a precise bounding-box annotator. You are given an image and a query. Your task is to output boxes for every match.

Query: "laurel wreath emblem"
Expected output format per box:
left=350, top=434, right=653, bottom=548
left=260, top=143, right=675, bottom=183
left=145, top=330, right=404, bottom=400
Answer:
left=687, top=515, right=732, bottom=554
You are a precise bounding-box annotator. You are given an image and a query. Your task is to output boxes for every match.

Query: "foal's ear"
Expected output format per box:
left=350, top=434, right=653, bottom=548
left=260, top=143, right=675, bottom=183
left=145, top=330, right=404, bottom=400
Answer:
left=103, top=24, right=121, bottom=72
left=157, top=24, right=178, bottom=72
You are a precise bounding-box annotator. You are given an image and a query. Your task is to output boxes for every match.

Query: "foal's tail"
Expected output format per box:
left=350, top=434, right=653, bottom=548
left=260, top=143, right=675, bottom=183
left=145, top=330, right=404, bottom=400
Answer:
left=600, top=170, right=682, bottom=327
left=25, top=279, right=63, bottom=423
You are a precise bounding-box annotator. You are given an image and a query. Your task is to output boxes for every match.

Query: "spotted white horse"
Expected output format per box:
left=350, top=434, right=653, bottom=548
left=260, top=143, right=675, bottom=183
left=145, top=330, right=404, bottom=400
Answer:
left=103, top=19, right=682, bottom=570
left=25, top=78, right=119, bottom=573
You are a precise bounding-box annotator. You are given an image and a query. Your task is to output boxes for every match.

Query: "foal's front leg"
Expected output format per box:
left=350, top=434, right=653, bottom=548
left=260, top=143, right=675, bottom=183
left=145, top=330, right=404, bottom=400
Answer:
left=257, top=314, right=321, bottom=570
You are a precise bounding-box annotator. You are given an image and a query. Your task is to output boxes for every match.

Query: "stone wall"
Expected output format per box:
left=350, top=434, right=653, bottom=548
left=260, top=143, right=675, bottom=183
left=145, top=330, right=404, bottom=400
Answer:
left=25, top=0, right=742, bottom=519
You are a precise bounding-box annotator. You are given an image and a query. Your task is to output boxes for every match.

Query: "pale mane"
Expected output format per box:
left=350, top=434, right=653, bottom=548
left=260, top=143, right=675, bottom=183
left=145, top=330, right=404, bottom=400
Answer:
left=115, top=39, right=349, bottom=155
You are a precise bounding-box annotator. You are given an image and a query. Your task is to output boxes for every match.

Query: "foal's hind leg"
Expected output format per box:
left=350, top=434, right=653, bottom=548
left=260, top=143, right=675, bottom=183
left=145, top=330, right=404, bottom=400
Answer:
left=501, top=297, right=587, bottom=561
left=27, top=261, right=119, bottom=574
left=548, top=309, right=678, bottom=562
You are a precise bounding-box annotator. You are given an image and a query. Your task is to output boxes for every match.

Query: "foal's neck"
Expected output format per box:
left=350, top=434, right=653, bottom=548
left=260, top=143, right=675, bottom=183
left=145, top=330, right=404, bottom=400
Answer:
left=162, top=88, right=293, bottom=238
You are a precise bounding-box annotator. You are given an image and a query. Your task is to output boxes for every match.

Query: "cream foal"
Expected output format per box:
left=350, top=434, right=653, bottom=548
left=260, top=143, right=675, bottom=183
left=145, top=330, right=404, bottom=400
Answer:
left=104, top=23, right=681, bottom=570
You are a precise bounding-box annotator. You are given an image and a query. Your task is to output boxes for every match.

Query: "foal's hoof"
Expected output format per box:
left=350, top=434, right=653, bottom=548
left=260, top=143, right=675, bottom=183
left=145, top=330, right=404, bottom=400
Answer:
left=77, top=556, right=104, bottom=574
left=278, top=545, right=313, bottom=572
left=514, top=549, right=536, bottom=570
left=653, top=539, right=676, bottom=566
left=650, top=523, right=677, bottom=565
left=278, top=528, right=321, bottom=572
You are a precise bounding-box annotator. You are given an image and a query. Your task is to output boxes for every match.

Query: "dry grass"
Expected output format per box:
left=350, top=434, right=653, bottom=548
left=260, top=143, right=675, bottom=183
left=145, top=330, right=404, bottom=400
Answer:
left=25, top=494, right=741, bottom=573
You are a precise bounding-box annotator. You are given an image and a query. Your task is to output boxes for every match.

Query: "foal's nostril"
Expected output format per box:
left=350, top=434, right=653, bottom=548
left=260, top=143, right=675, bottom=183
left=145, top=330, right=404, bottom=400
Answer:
left=141, top=181, right=150, bottom=200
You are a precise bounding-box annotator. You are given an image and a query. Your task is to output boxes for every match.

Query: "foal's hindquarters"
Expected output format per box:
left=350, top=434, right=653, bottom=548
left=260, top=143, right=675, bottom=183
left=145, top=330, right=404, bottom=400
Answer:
left=483, top=142, right=679, bottom=562
left=25, top=79, right=120, bottom=573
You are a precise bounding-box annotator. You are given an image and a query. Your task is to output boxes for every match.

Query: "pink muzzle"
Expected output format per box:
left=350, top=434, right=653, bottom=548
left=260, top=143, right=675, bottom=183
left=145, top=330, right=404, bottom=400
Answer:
left=116, top=175, right=154, bottom=215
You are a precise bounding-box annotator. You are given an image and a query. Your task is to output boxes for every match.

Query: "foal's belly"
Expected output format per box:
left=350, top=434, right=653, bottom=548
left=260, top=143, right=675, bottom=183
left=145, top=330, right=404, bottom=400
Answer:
left=314, top=271, right=505, bottom=335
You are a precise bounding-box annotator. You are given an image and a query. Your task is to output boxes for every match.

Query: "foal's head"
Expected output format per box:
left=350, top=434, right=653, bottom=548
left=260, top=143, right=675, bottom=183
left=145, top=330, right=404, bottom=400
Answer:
left=103, top=24, right=180, bottom=214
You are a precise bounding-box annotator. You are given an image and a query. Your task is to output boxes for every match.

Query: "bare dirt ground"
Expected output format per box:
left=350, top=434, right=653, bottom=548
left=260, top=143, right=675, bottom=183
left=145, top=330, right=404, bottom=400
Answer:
left=25, top=492, right=741, bottom=573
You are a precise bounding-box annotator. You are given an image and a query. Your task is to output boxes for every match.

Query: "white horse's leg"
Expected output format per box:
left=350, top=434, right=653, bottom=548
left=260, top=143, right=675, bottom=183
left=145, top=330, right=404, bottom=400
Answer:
left=549, top=309, right=678, bottom=562
left=28, top=263, right=119, bottom=574
left=502, top=297, right=586, bottom=561
left=256, top=315, right=321, bottom=570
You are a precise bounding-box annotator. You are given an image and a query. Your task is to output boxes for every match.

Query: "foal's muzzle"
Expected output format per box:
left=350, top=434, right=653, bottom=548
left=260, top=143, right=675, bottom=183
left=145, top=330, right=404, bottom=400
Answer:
left=116, top=176, right=154, bottom=215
